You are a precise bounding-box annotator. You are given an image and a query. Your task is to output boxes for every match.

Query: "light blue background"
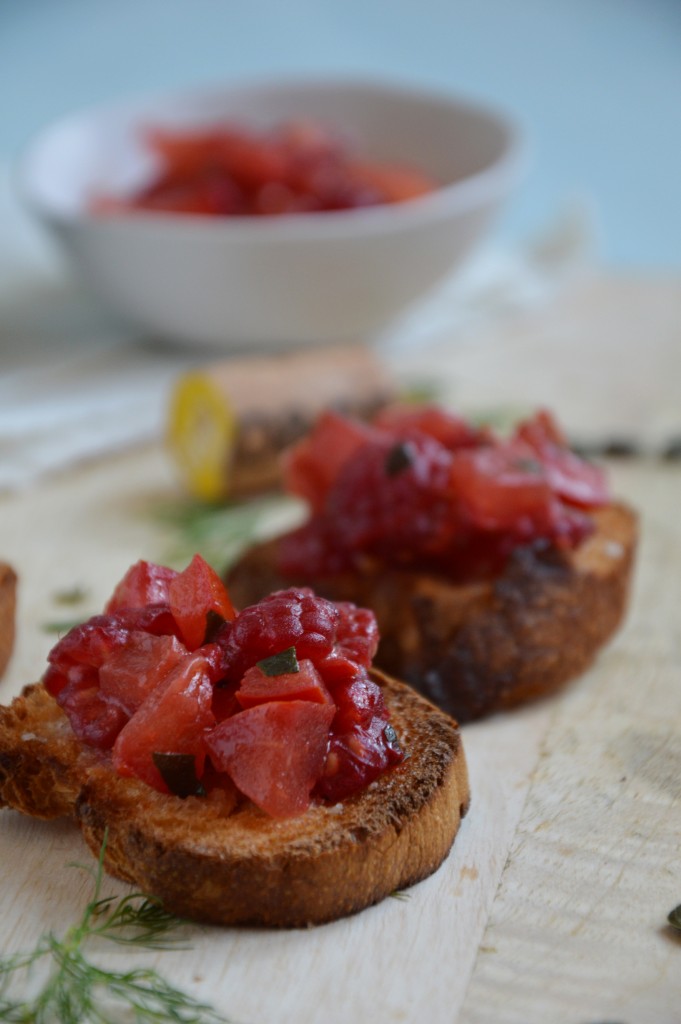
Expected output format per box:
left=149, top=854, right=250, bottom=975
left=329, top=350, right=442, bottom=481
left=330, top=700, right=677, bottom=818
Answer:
left=2, top=0, right=679, bottom=265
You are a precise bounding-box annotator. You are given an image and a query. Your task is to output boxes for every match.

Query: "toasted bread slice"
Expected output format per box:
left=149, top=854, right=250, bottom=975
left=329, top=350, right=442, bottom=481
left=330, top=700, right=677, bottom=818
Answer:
left=228, top=503, right=637, bottom=722
left=0, top=673, right=469, bottom=928
left=0, top=562, right=16, bottom=680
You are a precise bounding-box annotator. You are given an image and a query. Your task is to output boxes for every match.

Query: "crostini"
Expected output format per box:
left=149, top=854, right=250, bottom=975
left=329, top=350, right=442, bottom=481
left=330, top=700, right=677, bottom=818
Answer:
left=0, top=561, right=16, bottom=679
left=0, top=555, right=469, bottom=927
left=227, top=406, right=638, bottom=722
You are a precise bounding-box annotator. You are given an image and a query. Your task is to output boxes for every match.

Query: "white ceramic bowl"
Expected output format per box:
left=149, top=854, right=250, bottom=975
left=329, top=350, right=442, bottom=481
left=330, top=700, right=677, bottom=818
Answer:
left=20, top=78, right=526, bottom=348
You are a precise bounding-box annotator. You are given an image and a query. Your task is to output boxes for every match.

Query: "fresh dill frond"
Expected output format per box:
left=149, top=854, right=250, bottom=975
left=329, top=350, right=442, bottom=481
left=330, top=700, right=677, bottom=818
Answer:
left=152, top=493, right=300, bottom=571
left=41, top=617, right=87, bottom=635
left=389, top=889, right=411, bottom=902
left=0, top=833, right=234, bottom=1023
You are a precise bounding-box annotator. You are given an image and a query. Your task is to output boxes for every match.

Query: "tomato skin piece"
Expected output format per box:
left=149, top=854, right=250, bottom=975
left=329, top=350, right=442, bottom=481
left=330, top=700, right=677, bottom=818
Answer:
left=98, top=632, right=188, bottom=716
left=515, top=411, right=608, bottom=509
left=112, top=652, right=215, bottom=792
left=282, top=410, right=378, bottom=514
left=237, top=659, right=333, bottom=709
left=205, top=700, right=335, bottom=818
left=373, top=404, right=480, bottom=451
left=105, top=561, right=179, bottom=614
left=168, top=553, right=236, bottom=650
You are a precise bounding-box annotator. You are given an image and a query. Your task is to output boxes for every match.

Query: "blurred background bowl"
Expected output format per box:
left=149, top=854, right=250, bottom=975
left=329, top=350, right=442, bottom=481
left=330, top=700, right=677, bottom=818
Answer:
left=19, top=77, right=526, bottom=349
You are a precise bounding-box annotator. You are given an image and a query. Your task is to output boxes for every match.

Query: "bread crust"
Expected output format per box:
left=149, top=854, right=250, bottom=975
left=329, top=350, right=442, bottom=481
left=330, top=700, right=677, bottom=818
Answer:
left=227, top=503, right=638, bottom=722
left=0, top=562, right=17, bottom=680
left=0, top=674, right=469, bottom=928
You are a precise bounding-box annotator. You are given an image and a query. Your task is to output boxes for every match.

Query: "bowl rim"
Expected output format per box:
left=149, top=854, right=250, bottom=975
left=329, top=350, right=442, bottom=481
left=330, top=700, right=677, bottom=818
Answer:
left=17, top=74, right=528, bottom=241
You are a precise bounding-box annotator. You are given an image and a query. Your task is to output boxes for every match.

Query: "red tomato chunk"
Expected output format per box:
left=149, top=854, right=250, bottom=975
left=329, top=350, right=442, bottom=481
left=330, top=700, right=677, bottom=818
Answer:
left=43, top=559, right=403, bottom=817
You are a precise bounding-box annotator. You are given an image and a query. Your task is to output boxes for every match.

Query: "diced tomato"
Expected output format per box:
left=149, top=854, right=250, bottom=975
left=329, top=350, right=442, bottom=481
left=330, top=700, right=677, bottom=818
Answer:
left=282, top=411, right=378, bottom=513
left=98, top=632, right=188, bottom=716
left=205, top=700, right=335, bottom=818
left=105, top=561, right=178, bottom=614
left=168, top=553, right=236, bottom=650
left=237, top=658, right=333, bottom=709
left=515, top=411, right=608, bottom=508
left=450, top=443, right=558, bottom=536
left=112, top=652, right=215, bottom=792
left=212, top=680, right=241, bottom=722
left=374, top=404, right=480, bottom=451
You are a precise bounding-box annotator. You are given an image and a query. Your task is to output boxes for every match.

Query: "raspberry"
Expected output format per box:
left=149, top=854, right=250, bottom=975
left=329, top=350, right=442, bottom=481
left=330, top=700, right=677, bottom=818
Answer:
left=218, top=588, right=340, bottom=682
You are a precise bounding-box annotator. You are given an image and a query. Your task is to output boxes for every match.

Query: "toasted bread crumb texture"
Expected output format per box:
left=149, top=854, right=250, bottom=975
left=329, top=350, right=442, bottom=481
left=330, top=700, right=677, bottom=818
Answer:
left=0, top=674, right=469, bottom=927
left=228, top=503, right=637, bottom=722
left=0, top=562, right=16, bottom=679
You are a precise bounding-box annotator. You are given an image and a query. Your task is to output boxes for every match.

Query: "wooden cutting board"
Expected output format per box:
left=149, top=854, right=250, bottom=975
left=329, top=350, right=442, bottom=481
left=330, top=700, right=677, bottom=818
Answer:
left=1, top=274, right=680, bottom=1023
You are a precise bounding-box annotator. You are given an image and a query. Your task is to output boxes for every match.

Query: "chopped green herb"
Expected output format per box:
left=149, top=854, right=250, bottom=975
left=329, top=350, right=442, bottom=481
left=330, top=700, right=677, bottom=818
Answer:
left=152, top=753, right=206, bottom=798
left=41, top=617, right=85, bottom=635
left=150, top=494, right=297, bottom=572
left=52, top=585, right=90, bottom=606
left=389, top=890, right=411, bottom=901
left=257, top=646, right=299, bottom=677
left=385, top=442, right=414, bottom=477
left=204, top=608, right=227, bottom=643
left=0, top=833, right=233, bottom=1023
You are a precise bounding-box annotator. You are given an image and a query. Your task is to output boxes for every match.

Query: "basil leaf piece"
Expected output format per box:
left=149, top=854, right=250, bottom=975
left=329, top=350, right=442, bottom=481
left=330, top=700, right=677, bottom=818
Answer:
left=152, top=752, right=206, bottom=798
left=257, top=646, right=299, bottom=676
left=203, top=608, right=227, bottom=643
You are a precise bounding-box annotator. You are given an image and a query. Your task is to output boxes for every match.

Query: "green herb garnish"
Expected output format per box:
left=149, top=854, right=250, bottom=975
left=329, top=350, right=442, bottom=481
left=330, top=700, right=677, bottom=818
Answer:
left=0, top=835, right=232, bottom=1022
left=389, top=890, right=411, bottom=902
left=152, top=753, right=206, bottom=798
left=52, top=585, right=90, bottom=606
left=204, top=608, right=227, bottom=644
left=385, top=442, right=414, bottom=477
left=667, top=904, right=681, bottom=932
left=151, top=495, right=297, bottom=572
left=41, top=617, right=86, bottom=635
left=257, top=647, right=299, bottom=677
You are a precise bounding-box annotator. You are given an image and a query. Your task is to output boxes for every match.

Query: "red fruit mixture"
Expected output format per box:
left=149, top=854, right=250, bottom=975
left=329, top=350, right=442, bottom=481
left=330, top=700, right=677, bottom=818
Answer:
left=279, top=405, right=609, bottom=582
left=91, top=120, right=436, bottom=218
left=43, top=554, right=403, bottom=817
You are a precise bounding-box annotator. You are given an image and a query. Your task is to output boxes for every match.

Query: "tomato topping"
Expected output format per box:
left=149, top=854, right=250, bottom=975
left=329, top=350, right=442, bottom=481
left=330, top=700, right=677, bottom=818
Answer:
left=113, top=652, right=215, bottom=792
left=276, top=405, right=609, bottom=581
left=205, top=700, right=335, bottom=818
left=168, top=553, right=236, bottom=649
left=105, top=561, right=178, bottom=613
left=282, top=410, right=378, bottom=514
left=98, top=633, right=188, bottom=716
left=92, top=121, right=437, bottom=219
left=237, top=658, right=333, bottom=709
left=44, top=556, right=402, bottom=814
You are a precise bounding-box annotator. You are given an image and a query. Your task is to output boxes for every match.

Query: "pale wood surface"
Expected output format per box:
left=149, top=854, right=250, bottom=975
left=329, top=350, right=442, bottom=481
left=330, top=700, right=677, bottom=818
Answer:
left=1, top=274, right=680, bottom=1022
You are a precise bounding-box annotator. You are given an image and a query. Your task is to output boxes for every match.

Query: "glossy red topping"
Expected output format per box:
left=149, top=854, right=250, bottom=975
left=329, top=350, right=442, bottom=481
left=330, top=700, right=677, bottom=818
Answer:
left=44, top=561, right=403, bottom=816
left=279, top=406, right=609, bottom=581
left=92, top=121, right=437, bottom=219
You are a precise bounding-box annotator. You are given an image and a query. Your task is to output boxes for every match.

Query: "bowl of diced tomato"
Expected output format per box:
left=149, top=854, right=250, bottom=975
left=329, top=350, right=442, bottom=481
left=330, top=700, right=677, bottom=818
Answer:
left=20, top=78, right=526, bottom=348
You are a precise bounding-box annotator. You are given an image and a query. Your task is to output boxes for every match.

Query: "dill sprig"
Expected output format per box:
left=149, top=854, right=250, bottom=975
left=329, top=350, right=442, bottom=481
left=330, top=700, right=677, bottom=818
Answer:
left=152, top=494, right=300, bottom=572
left=0, top=837, right=233, bottom=1023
